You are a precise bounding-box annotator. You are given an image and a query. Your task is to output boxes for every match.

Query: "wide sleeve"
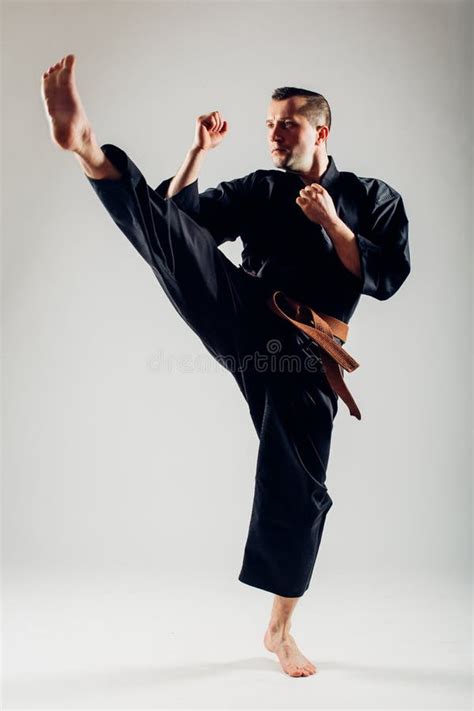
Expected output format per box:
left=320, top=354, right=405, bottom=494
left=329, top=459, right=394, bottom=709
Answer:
left=155, top=173, right=254, bottom=247
left=346, top=187, right=411, bottom=300
left=154, top=177, right=201, bottom=217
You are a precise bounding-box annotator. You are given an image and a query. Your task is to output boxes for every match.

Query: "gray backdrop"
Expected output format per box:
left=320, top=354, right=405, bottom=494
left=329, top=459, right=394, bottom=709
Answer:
left=3, top=0, right=471, bottom=609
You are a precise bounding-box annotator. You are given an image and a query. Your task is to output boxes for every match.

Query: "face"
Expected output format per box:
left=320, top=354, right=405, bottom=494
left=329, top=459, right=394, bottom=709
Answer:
left=266, top=97, right=327, bottom=173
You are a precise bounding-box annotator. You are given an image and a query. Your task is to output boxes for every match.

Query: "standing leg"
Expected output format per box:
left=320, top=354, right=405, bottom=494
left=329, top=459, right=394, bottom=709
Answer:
left=229, top=308, right=338, bottom=676
left=237, top=327, right=337, bottom=598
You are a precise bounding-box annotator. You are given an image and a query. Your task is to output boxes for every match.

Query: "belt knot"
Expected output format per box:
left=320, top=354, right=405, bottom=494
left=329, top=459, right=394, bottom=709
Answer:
left=266, top=290, right=362, bottom=420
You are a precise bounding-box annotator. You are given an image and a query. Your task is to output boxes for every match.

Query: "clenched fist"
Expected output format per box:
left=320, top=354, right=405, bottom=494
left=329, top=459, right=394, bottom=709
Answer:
left=296, top=183, right=340, bottom=230
left=192, top=111, right=229, bottom=152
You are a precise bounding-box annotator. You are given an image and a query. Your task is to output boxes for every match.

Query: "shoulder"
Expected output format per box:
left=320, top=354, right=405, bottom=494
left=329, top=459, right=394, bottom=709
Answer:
left=338, top=167, right=403, bottom=205
left=212, top=168, right=282, bottom=199
left=226, top=168, right=281, bottom=186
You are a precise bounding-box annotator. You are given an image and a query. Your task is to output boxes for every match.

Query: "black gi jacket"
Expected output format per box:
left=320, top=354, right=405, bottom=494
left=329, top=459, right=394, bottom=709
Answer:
left=154, top=154, right=410, bottom=324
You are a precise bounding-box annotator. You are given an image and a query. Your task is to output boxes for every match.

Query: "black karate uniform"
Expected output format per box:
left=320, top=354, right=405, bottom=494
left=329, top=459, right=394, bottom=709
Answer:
left=85, top=144, right=410, bottom=597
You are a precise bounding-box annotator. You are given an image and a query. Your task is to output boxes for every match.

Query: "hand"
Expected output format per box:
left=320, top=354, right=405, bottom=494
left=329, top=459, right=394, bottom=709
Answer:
left=192, top=111, right=229, bottom=152
left=295, top=183, right=340, bottom=230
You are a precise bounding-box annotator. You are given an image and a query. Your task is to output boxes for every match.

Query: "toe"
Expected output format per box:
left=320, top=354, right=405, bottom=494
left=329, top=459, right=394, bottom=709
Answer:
left=65, top=54, right=75, bottom=69
left=286, top=666, right=300, bottom=676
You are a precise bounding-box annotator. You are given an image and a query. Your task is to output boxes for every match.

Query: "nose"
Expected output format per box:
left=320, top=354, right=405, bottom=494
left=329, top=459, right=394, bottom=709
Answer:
left=268, top=126, right=283, bottom=142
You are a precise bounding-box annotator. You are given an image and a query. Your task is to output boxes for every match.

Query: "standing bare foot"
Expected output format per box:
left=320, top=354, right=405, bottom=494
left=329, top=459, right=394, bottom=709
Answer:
left=264, top=626, right=317, bottom=677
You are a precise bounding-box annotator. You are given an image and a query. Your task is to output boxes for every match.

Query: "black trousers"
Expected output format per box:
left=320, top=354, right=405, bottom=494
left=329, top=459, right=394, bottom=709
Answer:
left=86, top=144, right=339, bottom=598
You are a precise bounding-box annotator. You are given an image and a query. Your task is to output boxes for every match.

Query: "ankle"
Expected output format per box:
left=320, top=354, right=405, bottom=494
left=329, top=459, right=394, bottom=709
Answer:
left=268, top=619, right=292, bottom=637
left=75, top=140, right=122, bottom=180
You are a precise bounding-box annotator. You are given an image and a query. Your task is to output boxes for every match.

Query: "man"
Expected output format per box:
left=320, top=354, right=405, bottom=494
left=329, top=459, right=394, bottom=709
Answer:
left=41, top=54, right=410, bottom=678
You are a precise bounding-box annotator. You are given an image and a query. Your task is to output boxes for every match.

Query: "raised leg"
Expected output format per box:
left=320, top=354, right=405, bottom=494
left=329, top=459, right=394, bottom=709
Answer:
left=41, top=53, right=249, bottom=364
left=83, top=143, right=250, bottom=362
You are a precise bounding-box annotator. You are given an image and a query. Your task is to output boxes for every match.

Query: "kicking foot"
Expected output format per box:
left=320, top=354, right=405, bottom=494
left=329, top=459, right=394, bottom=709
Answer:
left=264, top=627, right=317, bottom=677
left=40, top=54, right=95, bottom=153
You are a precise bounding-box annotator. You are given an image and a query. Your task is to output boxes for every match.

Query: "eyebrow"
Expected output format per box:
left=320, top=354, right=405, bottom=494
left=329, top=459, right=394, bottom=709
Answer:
left=265, top=117, right=298, bottom=122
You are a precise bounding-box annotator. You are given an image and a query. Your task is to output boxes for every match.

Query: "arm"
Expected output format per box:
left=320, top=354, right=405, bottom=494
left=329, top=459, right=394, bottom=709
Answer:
left=165, top=146, right=206, bottom=198
left=336, top=188, right=411, bottom=300
left=324, top=220, right=362, bottom=280
left=165, top=110, right=228, bottom=198
left=156, top=173, right=254, bottom=247
left=297, top=181, right=410, bottom=300
left=155, top=111, right=254, bottom=246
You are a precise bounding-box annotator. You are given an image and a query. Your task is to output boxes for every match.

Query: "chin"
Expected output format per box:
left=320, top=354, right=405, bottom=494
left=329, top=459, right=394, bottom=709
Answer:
left=271, top=155, right=289, bottom=168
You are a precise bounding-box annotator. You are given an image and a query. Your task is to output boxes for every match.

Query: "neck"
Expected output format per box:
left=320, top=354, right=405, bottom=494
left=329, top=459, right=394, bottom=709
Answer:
left=297, top=153, right=329, bottom=185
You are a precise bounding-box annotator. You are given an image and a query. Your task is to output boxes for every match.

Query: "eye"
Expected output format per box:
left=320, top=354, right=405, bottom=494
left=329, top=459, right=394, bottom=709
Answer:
left=266, top=121, right=295, bottom=128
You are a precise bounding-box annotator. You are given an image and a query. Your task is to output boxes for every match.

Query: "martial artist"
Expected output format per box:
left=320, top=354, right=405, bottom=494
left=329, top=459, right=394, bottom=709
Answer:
left=41, top=53, right=410, bottom=678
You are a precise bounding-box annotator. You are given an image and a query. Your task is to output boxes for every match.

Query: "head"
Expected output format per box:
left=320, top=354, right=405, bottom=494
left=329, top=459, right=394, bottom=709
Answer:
left=266, top=87, right=331, bottom=173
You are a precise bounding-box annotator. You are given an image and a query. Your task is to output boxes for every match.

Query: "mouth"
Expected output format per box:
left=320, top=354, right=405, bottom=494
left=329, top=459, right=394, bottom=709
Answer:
left=272, top=148, right=287, bottom=153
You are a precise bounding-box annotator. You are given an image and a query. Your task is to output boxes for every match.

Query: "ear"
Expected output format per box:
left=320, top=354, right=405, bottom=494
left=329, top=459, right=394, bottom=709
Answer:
left=315, top=125, right=329, bottom=144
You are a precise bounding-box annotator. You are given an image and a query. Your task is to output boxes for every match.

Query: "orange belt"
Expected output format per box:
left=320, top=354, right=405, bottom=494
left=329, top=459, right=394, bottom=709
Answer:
left=266, top=290, right=362, bottom=420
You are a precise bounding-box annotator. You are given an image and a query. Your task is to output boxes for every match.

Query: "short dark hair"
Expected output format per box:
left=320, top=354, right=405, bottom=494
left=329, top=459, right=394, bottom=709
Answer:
left=271, top=87, right=331, bottom=131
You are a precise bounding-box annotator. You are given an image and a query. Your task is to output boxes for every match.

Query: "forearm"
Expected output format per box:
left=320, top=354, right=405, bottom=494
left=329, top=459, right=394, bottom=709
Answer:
left=324, top=218, right=362, bottom=279
left=166, top=146, right=207, bottom=198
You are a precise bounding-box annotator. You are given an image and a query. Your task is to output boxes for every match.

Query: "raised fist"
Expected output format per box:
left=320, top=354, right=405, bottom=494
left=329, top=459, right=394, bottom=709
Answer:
left=192, top=111, right=229, bottom=151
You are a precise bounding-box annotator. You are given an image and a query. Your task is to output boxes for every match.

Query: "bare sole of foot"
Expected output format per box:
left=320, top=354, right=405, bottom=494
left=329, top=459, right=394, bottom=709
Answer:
left=264, top=628, right=317, bottom=677
left=40, top=53, right=95, bottom=154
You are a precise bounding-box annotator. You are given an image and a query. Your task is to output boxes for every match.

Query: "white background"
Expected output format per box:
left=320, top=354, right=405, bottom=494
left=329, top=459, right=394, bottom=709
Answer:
left=2, top=1, right=472, bottom=708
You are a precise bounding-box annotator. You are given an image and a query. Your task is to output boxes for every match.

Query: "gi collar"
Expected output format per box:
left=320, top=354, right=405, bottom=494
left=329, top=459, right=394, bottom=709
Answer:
left=319, top=155, right=339, bottom=189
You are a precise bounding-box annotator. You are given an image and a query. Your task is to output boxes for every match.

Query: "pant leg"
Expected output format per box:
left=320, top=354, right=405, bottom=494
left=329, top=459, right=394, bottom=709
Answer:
left=85, top=143, right=251, bottom=366
left=236, top=313, right=339, bottom=598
